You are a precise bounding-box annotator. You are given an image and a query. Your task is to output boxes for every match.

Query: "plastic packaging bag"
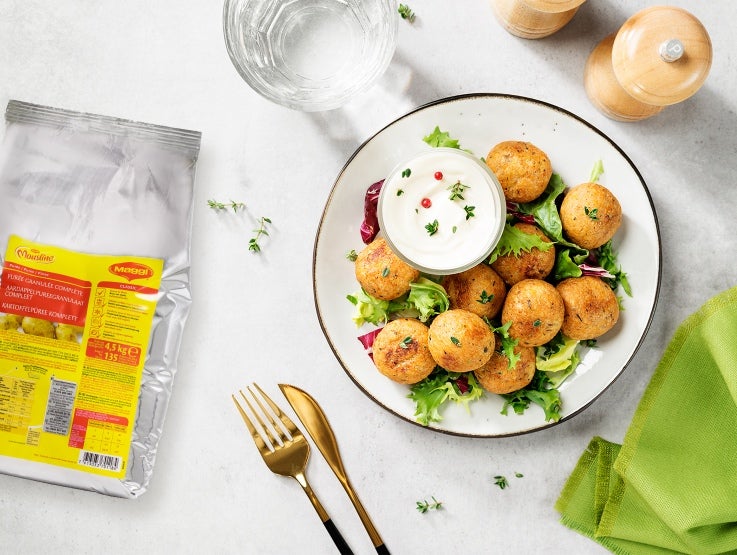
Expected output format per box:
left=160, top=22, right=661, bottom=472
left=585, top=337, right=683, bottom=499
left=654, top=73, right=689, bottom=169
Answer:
left=0, top=100, right=201, bottom=497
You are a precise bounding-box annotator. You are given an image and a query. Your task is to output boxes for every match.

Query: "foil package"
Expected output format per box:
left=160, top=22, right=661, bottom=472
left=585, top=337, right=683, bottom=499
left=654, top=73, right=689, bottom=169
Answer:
left=0, top=100, right=201, bottom=497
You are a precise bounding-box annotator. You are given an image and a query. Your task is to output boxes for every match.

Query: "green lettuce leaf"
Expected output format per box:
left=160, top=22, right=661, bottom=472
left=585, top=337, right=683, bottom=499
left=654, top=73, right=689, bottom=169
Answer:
left=488, top=223, right=554, bottom=264
left=422, top=126, right=461, bottom=149
left=346, top=289, right=396, bottom=326
left=536, top=333, right=581, bottom=388
left=597, top=240, right=632, bottom=296
left=406, top=278, right=450, bottom=322
left=554, top=248, right=586, bottom=281
left=500, top=371, right=562, bottom=422
left=491, top=320, right=521, bottom=369
left=408, top=369, right=484, bottom=426
left=590, top=160, right=604, bottom=183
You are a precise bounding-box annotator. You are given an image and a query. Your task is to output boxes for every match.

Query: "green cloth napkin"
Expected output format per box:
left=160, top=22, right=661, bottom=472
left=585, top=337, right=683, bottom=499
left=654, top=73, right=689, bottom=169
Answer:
left=556, top=286, right=737, bottom=555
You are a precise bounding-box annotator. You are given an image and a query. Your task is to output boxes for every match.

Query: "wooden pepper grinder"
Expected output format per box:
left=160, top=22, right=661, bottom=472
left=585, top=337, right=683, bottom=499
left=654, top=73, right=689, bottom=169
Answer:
left=584, top=6, right=712, bottom=122
left=491, top=0, right=587, bottom=39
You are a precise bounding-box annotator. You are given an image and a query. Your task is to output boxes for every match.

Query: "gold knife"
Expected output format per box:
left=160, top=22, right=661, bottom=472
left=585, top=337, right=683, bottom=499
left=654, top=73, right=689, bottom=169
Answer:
left=279, top=384, right=390, bottom=555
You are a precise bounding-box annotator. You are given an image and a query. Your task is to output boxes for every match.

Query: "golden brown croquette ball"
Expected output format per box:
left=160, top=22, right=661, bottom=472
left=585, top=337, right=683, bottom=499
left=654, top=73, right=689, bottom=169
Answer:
left=21, top=317, right=55, bottom=338
left=372, top=318, right=436, bottom=385
left=474, top=337, right=536, bottom=394
left=491, top=223, right=556, bottom=285
left=428, top=309, right=495, bottom=372
left=556, top=276, right=620, bottom=340
left=55, top=324, right=82, bottom=343
left=486, top=141, right=553, bottom=203
left=354, top=237, right=420, bottom=301
left=0, top=314, right=22, bottom=331
left=441, top=264, right=506, bottom=319
left=501, top=279, right=564, bottom=347
left=559, top=182, right=622, bottom=249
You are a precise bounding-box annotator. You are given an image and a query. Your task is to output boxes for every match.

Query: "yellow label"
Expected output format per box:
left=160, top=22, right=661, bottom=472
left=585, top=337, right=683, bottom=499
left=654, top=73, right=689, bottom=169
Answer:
left=0, top=235, right=163, bottom=478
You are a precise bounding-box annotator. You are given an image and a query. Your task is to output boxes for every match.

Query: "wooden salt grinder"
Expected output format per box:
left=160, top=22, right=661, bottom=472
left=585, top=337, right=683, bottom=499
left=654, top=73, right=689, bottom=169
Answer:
left=584, top=6, right=712, bottom=122
left=491, top=0, right=587, bottom=39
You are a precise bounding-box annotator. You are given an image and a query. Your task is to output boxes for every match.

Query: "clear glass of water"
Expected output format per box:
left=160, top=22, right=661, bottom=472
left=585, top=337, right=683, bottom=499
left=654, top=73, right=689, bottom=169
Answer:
left=223, top=0, right=399, bottom=111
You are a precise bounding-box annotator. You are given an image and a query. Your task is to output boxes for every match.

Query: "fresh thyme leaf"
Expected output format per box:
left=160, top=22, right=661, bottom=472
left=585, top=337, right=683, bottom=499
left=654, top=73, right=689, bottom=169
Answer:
left=397, top=189, right=404, bottom=196
left=208, top=199, right=246, bottom=212
left=400, top=336, right=413, bottom=349
left=448, top=180, right=469, bottom=201
left=515, top=472, right=524, bottom=478
left=450, top=336, right=461, bottom=346
left=416, top=496, right=442, bottom=513
left=402, top=168, right=412, bottom=178
left=585, top=206, right=599, bottom=220
left=464, top=205, right=475, bottom=220
left=477, top=290, right=493, bottom=304
left=249, top=216, right=272, bottom=253
left=425, top=219, right=439, bottom=236
left=398, top=4, right=416, bottom=23
left=346, top=249, right=358, bottom=261
left=493, top=475, right=509, bottom=489
left=382, top=266, right=390, bottom=277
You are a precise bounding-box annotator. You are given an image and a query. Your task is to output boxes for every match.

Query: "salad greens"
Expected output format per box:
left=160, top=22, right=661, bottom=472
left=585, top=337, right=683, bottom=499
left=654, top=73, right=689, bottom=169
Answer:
left=488, top=222, right=554, bottom=264
left=347, top=277, right=450, bottom=326
left=408, top=369, right=484, bottom=426
left=422, top=126, right=462, bottom=149
left=501, top=371, right=562, bottom=422
left=406, top=278, right=450, bottom=322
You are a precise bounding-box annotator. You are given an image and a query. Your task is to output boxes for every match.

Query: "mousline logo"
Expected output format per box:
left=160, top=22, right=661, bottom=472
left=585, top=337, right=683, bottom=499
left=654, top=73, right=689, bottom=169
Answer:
left=108, top=262, right=154, bottom=282
left=15, top=246, right=55, bottom=264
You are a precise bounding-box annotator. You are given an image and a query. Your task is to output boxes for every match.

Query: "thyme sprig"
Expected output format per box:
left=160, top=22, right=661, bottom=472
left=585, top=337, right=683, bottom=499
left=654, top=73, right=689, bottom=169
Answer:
left=249, top=217, right=272, bottom=253
left=398, top=4, right=416, bottom=23
left=416, top=496, right=442, bottom=513
left=207, top=199, right=246, bottom=212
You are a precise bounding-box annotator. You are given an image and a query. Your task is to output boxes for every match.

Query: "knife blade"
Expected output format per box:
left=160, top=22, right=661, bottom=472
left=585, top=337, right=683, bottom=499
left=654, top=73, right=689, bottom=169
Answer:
left=279, top=383, right=390, bottom=555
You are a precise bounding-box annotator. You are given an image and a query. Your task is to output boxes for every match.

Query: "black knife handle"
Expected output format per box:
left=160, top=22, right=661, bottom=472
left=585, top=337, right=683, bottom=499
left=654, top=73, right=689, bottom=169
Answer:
left=375, top=543, right=391, bottom=554
left=323, top=518, right=354, bottom=555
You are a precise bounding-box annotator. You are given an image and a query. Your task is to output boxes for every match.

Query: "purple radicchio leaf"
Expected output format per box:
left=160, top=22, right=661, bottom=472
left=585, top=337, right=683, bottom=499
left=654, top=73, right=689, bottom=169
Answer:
left=360, top=179, right=384, bottom=244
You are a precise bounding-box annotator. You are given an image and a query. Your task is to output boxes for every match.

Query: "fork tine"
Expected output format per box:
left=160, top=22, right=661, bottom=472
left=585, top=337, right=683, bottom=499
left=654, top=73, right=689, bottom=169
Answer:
left=231, top=392, right=268, bottom=453
left=253, top=383, right=301, bottom=437
left=240, top=387, right=282, bottom=448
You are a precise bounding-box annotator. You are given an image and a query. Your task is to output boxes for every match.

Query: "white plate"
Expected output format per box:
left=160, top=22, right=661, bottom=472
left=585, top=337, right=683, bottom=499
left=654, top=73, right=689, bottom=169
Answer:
left=313, top=94, right=661, bottom=437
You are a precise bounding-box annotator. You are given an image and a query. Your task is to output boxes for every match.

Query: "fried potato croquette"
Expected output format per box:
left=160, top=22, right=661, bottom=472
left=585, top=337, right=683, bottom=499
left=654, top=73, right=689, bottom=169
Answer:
left=21, top=317, right=55, bottom=338
left=486, top=141, right=552, bottom=203
left=428, top=309, right=495, bottom=372
left=441, top=264, right=506, bottom=319
left=502, top=279, right=564, bottom=347
left=355, top=237, right=420, bottom=301
left=0, top=314, right=22, bottom=331
left=557, top=276, right=620, bottom=340
left=372, top=318, right=436, bottom=384
left=474, top=336, right=536, bottom=394
left=560, top=182, right=622, bottom=249
left=55, top=324, right=83, bottom=343
left=491, top=223, right=556, bottom=285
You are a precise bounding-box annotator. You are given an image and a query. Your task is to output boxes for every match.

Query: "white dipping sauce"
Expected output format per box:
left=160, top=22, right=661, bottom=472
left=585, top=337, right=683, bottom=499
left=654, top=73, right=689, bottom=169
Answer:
left=378, top=148, right=506, bottom=274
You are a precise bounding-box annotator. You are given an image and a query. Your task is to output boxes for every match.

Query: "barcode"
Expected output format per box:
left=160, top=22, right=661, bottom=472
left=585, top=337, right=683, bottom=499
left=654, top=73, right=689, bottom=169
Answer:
left=78, top=450, right=122, bottom=472
left=43, top=377, right=77, bottom=435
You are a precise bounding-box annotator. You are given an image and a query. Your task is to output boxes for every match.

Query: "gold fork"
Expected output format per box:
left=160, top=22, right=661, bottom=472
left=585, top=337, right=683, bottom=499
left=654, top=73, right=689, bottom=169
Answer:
left=232, top=384, right=354, bottom=555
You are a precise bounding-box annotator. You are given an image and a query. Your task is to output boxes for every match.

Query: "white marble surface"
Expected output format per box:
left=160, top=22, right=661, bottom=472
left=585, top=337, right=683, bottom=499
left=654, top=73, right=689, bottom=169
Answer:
left=0, top=1, right=735, bottom=553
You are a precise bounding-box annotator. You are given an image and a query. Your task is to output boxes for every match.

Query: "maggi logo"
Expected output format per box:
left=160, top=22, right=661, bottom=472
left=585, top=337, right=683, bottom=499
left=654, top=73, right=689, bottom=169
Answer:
left=108, top=262, right=154, bottom=282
